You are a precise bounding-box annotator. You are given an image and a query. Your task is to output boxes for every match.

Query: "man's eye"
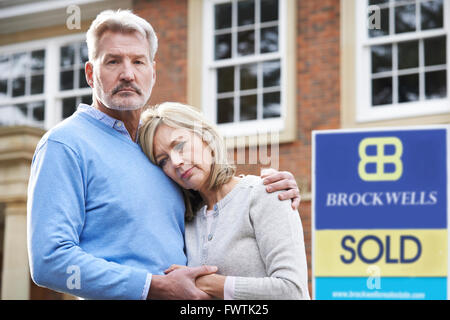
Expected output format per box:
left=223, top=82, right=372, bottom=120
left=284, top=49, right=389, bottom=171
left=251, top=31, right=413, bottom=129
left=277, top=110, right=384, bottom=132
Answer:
left=134, top=60, right=144, bottom=65
left=107, top=60, right=117, bottom=64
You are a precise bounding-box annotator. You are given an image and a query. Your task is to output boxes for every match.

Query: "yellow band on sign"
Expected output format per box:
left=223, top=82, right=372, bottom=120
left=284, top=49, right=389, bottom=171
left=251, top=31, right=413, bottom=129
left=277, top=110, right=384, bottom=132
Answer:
left=314, top=229, right=447, bottom=277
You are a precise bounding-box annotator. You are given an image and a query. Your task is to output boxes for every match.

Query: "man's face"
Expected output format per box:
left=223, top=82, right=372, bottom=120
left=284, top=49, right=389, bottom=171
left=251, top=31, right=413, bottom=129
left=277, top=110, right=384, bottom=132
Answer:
left=86, top=30, right=156, bottom=110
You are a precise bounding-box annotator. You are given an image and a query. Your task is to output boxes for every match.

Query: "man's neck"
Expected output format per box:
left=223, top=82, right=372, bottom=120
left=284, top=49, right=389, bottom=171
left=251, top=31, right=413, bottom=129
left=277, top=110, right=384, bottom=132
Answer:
left=94, top=101, right=143, bottom=142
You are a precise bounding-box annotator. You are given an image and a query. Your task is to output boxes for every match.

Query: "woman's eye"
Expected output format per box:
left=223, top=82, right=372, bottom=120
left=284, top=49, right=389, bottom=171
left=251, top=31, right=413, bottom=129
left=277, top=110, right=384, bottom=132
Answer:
left=174, top=141, right=186, bottom=152
left=158, top=158, right=167, bottom=167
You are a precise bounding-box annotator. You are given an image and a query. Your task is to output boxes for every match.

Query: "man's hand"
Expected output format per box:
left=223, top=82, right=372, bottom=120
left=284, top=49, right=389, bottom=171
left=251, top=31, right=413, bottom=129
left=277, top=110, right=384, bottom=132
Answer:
left=261, top=168, right=301, bottom=211
left=147, top=265, right=218, bottom=300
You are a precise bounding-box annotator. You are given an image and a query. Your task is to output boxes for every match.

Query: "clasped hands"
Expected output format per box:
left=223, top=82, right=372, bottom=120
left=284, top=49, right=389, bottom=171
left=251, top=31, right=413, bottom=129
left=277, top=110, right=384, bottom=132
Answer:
left=163, top=264, right=224, bottom=300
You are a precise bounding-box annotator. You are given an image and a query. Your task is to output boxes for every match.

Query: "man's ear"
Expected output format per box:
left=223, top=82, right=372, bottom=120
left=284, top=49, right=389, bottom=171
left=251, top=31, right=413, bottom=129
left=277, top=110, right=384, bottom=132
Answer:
left=152, top=60, right=156, bottom=85
left=85, top=61, right=94, bottom=88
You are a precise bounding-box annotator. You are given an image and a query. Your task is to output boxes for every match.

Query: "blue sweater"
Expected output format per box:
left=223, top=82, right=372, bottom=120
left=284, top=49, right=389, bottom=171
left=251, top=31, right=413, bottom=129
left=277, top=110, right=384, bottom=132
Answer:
left=27, top=111, right=186, bottom=299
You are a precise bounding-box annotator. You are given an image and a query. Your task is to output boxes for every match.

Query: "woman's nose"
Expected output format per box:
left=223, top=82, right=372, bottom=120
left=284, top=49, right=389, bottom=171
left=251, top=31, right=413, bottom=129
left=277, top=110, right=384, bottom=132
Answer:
left=171, top=151, right=184, bottom=167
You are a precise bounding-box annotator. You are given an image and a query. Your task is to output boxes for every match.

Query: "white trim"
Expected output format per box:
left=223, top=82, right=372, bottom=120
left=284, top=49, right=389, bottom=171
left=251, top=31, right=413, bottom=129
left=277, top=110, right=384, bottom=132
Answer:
left=202, top=0, right=286, bottom=137
left=355, top=0, right=450, bottom=124
left=0, top=0, right=105, bottom=19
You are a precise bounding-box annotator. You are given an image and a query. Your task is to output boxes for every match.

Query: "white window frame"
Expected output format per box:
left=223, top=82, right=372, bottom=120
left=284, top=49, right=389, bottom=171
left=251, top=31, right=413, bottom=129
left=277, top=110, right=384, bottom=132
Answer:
left=0, top=33, right=92, bottom=129
left=202, top=0, right=287, bottom=137
left=355, top=0, right=450, bottom=123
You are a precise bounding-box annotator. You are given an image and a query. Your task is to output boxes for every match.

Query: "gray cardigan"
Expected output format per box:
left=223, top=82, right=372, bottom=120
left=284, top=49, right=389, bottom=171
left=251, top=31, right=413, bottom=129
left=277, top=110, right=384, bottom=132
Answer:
left=185, top=175, right=310, bottom=300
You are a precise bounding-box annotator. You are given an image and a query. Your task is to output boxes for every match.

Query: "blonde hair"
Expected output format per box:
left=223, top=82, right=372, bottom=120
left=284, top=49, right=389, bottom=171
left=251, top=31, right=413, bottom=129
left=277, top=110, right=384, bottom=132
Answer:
left=86, top=9, right=158, bottom=62
left=139, top=102, right=236, bottom=220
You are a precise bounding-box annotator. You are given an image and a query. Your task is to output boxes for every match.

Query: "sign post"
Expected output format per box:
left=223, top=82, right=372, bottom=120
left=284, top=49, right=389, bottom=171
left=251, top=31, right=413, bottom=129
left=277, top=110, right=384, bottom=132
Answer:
left=312, top=126, right=449, bottom=300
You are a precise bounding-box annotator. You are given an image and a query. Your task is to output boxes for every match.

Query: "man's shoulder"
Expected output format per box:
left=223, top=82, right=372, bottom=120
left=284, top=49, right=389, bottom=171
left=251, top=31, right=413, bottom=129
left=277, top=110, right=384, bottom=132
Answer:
left=37, top=113, right=90, bottom=149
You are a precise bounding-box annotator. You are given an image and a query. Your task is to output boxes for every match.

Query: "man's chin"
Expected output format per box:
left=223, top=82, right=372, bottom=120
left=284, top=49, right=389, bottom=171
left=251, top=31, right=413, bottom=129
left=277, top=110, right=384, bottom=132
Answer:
left=106, top=99, right=145, bottom=111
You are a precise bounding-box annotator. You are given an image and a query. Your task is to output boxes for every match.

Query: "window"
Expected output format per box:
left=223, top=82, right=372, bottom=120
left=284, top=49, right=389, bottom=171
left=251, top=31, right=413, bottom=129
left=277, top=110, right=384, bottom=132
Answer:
left=356, top=0, right=449, bottom=122
left=202, top=0, right=288, bottom=137
left=0, top=34, right=92, bottom=129
left=0, top=48, right=46, bottom=127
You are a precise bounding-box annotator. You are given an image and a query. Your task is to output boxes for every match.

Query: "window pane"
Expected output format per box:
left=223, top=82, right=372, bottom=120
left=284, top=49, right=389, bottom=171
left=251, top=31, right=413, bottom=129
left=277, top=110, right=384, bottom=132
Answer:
left=215, top=3, right=232, bottom=30
left=369, top=0, right=388, bottom=4
left=17, top=104, right=27, bottom=117
left=79, top=43, right=89, bottom=64
left=398, top=40, right=418, bottom=70
left=217, top=98, right=234, bottom=124
left=421, top=0, right=443, bottom=31
left=12, top=77, right=25, bottom=97
left=0, top=79, right=7, bottom=97
left=217, top=67, right=234, bottom=93
left=12, top=53, right=28, bottom=77
left=395, top=4, right=416, bottom=34
left=261, top=0, right=278, bottom=22
left=60, top=70, right=74, bottom=90
left=369, top=8, right=389, bottom=37
left=0, top=104, right=27, bottom=126
left=424, top=36, right=446, bottom=66
left=240, top=94, right=257, bottom=121
left=398, top=74, right=419, bottom=103
left=62, top=97, right=77, bottom=118
left=238, top=30, right=255, bottom=56
left=263, top=60, right=280, bottom=87
left=31, top=101, right=45, bottom=122
left=60, top=45, right=75, bottom=67
left=31, top=75, right=44, bottom=94
left=79, top=68, right=89, bottom=88
left=81, top=95, right=92, bottom=105
left=371, top=44, right=392, bottom=73
left=0, top=55, right=9, bottom=75
left=240, top=63, right=257, bottom=90
left=372, top=77, right=393, bottom=106
left=215, top=34, right=232, bottom=60
left=263, top=91, right=280, bottom=118
left=260, top=26, right=278, bottom=53
left=31, top=50, right=45, bottom=71
left=425, top=70, right=447, bottom=99
left=238, top=0, right=255, bottom=26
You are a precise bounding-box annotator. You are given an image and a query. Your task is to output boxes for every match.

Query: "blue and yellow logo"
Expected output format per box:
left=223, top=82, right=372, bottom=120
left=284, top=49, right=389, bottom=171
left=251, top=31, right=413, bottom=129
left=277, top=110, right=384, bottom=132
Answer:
left=358, top=137, right=403, bottom=181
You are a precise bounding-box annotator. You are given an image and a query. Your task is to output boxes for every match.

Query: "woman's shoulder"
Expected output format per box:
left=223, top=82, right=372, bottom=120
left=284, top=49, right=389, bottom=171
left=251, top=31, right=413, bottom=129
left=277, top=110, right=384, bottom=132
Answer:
left=242, top=175, right=292, bottom=212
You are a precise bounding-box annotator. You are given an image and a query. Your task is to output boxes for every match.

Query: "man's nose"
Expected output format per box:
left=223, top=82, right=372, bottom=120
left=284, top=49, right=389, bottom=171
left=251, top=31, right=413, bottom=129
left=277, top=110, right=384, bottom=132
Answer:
left=119, top=61, right=135, bottom=82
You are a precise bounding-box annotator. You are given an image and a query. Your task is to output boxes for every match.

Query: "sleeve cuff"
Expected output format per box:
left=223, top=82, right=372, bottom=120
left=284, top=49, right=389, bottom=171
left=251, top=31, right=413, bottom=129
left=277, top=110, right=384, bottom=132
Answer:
left=224, top=276, right=235, bottom=300
left=141, top=273, right=152, bottom=300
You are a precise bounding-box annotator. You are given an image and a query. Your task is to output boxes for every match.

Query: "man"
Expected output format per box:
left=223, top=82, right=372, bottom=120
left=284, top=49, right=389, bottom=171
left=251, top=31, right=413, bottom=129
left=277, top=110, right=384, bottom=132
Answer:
left=27, top=9, right=301, bottom=300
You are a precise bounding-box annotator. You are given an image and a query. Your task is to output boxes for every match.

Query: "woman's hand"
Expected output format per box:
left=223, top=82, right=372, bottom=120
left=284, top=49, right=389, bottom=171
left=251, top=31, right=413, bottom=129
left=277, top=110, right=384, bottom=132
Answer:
left=261, top=168, right=301, bottom=210
left=165, top=265, right=225, bottom=299
left=195, top=274, right=226, bottom=300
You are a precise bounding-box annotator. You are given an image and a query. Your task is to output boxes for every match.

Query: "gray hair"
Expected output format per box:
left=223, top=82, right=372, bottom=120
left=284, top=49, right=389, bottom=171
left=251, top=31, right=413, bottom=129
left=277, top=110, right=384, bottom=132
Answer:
left=139, top=102, right=236, bottom=220
left=86, top=9, right=158, bottom=62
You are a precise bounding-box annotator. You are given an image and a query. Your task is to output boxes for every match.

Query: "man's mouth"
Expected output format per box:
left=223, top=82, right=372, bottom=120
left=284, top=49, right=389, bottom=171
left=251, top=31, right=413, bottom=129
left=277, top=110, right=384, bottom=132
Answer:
left=113, top=85, right=141, bottom=95
left=117, top=88, right=136, bottom=94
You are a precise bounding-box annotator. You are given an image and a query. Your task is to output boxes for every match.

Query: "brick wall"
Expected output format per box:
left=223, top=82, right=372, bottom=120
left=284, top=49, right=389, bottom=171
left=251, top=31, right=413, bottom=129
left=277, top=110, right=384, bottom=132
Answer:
left=135, top=0, right=341, bottom=298
left=134, top=0, right=189, bottom=105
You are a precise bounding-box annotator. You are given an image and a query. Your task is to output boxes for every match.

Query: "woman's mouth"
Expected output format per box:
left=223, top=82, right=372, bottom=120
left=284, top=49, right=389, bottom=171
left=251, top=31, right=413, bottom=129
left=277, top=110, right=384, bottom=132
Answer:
left=181, top=167, right=194, bottom=179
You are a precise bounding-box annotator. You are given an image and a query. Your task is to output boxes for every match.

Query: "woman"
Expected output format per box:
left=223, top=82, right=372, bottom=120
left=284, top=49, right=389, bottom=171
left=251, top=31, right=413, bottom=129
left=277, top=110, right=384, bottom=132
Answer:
left=139, top=102, right=310, bottom=300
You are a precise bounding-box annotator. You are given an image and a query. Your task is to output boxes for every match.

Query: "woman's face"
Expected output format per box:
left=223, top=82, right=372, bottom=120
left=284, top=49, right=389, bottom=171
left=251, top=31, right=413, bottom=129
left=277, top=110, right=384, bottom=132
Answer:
left=153, top=124, right=214, bottom=191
